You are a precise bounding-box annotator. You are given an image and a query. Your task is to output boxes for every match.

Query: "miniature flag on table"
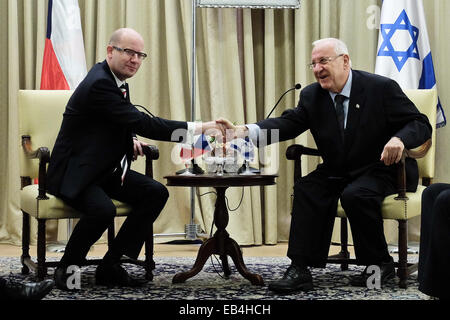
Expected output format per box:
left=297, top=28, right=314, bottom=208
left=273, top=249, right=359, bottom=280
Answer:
left=230, top=137, right=255, bottom=160
left=40, top=0, right=87, bottom=90
left=180, top=134, right=212, bottom=159
left=375, top=0, right=446, bottom=128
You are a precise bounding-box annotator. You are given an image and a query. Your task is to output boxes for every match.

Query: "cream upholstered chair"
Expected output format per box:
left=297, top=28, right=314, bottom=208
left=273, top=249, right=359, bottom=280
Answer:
left=286, top=89, right=437, bottom=288
left=18, top=90, right=159, bottom=280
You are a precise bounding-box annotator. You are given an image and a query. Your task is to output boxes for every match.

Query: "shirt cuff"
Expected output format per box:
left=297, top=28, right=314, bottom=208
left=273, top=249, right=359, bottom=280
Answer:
left=246, top=123, right=260, bottom=146
left=186, top=122, right=196, bottom=145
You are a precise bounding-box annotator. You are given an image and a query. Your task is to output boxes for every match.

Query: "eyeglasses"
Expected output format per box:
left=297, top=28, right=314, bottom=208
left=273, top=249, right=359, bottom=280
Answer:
left=308, top=54, right=344, bottom=69
left=113, top=46, right=148, bottom=60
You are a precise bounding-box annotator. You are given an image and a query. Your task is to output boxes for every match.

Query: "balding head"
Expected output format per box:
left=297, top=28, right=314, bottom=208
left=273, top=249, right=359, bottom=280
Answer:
left=109, top=28, right=144, bottom=47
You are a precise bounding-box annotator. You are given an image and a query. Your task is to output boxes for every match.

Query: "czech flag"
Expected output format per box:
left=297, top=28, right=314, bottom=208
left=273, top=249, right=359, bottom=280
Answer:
left=180, top=134, right=212, bottom=159
left=40, top=0, right=87, bottom=90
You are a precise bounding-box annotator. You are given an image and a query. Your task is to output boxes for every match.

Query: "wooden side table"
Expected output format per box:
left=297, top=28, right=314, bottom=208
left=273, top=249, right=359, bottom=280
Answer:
left=164, top=174, right=277, bottom=285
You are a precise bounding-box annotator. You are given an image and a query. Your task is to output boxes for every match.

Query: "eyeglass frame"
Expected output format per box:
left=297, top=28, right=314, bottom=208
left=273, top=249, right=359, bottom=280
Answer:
left=112, top=46, right=148, bottom=60
left=308, top=54, right=344, bottom=69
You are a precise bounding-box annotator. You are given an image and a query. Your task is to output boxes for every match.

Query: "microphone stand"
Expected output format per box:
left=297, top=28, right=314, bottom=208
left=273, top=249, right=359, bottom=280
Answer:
left=238, top=83, right=302, bottom=175
left=176, top=159, right=204, bottom=175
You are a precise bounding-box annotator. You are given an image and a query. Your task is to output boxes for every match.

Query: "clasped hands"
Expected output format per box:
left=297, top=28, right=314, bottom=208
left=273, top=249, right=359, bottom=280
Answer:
left=195, top=118, right=248, bottom=143
left=132, top=118, right=245, bottom=160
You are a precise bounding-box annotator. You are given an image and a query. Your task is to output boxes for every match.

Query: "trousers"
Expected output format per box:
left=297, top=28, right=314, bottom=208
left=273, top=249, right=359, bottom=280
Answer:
left=58, top=169, right=169, bottom=267
left=288, top=167, right=396, bottom=267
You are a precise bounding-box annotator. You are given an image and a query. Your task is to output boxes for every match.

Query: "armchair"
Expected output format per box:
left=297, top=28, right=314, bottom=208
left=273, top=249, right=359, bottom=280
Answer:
left=18, top=90, right=159, bottom=281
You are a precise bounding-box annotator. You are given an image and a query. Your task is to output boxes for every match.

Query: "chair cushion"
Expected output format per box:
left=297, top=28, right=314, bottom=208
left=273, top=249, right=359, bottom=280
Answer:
left=337, top=185, right=426, bottom=220
left=20, top=184, right=132, bottom=219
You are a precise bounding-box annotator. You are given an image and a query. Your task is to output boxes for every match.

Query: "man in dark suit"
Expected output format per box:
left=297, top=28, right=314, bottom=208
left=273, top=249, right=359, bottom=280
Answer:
left=218, top=38, right=432, bottom=293
left=418, top=183, right=450, bottom=300
left=47, top=28, right=223, bottom=290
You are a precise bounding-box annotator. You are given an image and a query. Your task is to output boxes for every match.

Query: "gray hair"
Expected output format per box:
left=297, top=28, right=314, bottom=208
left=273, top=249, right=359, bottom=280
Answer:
left=312, top=38, right=352, bottom=67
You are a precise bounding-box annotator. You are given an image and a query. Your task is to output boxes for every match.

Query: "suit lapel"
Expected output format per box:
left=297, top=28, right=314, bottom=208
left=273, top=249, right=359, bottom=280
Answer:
left=344, top=71, right=366, bottom=151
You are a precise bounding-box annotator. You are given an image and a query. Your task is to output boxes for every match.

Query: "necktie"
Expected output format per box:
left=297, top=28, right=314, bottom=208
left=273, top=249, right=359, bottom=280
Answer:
left=334, top=94, right=346, bottom=141
left=119, top=84, right=128, bottom=184
left=120, top=84, right=127, bottom=99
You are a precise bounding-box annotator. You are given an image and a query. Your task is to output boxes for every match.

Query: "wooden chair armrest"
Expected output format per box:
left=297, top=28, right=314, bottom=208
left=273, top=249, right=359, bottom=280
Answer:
left=286, top=144, right=321, bottom=184
left=22, top=135, right=51, bottom=163
left=395, top=139, right=432, bottom=200
left=142, top=144, right=159, bottom=160
left=405, top=139, right=431, bottom=159
left=286, top=144, right=321, bottom=160
left=21, top=135, right=50, bottom=200
left=142, top=145, right=159, bottom=178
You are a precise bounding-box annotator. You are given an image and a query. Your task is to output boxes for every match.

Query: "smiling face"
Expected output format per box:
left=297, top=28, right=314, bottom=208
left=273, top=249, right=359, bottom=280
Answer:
left=311, top=40, right=351, bottom=93
left=106, top=28, right=145, bottom=81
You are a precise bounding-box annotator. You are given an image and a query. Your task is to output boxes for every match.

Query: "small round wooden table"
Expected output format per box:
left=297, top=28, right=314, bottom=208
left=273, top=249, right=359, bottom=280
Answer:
left=164, top=174, right=277, bottom=286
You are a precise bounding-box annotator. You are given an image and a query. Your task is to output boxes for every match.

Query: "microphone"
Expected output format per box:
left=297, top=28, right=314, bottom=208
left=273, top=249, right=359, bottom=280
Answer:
left=237, top=83, right=301, bottom=175
left=265, top=83, right=301, bottom=119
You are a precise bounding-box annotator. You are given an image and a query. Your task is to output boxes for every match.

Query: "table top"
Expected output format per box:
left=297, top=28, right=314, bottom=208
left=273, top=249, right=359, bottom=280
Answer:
left=164, top=173, right=277, bottom=188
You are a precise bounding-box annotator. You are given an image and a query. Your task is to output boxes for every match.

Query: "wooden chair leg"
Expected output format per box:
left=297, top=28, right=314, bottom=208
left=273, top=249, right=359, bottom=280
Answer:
left=144, top=224, right=155, bottom=280
left=339, top=217, right=350, bottom=270
left=107, top=222, right=115, bottom=251
left=397, top=220, right=408, bottom=289
left=37, top=219, right=47, bottom=280
left=21, top=211, right=31, bottom=275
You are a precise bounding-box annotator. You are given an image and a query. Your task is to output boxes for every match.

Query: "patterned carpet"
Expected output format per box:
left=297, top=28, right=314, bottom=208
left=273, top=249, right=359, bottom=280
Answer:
left=0, top=256, right=429, bottom=300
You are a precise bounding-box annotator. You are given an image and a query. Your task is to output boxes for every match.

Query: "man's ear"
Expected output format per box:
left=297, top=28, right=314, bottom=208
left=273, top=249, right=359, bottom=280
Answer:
left=343, top=54, right=351, bottom=69
left=106, top=45, right=114, bottom=58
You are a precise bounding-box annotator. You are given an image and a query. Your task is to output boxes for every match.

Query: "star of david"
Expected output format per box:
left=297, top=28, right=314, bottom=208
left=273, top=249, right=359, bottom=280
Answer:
left=377, top=9, right=420, bottom=72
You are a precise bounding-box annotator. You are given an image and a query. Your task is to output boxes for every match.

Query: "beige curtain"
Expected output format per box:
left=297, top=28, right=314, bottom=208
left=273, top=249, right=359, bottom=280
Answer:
left=1, top=0, right=450, bottom=248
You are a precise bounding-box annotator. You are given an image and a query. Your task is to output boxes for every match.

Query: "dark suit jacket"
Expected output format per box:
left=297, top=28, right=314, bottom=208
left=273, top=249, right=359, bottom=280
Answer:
left=47, top=60, right=187, bottom=200
left=256, top=70, right=432, bottom=191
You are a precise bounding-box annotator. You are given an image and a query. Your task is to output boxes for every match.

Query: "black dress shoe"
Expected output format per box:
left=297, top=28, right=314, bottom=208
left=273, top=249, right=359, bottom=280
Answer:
left=95, top=263, right=148, bottom=288
left=2, top=279, right=54, bottom=300
left=350, top=259, right=396, bottom=287
left=268, top=264, right=313, bottom=294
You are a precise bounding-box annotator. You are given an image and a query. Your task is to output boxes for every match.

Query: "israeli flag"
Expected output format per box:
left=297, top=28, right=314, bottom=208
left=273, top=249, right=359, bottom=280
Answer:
left=375, top=0, right=446, bottom=128
left=230, top=137, right=255, bottom=160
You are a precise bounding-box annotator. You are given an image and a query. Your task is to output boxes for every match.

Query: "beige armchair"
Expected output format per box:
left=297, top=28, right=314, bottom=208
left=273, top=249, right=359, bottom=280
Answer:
left=18, top=90, right=159, bottom=280
left=286, top=89, right=437, bottom=288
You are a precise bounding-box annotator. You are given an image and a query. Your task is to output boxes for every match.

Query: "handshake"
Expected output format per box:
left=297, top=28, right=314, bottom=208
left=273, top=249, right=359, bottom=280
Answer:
left=178, top=118, right=258, bottom=175
left=196, top=118, right=249, bottom=142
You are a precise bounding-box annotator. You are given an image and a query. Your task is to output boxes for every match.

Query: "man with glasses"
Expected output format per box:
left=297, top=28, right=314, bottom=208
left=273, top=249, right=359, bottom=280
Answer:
left=217, top=38, right=431, bottom=293
left=47, top=28, right=224, bottom=291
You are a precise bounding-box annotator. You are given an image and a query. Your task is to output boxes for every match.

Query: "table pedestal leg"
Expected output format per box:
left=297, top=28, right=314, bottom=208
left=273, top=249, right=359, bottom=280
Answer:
left=172, top=187, right=263, bottom=286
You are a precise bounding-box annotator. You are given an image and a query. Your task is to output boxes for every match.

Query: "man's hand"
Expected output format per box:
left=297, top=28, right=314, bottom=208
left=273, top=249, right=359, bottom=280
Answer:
left=195, top=121, right=227, bottom=142
left=133, top=137, right=149, bottom=160
left=380, top=137, right=404, bottom=166
left=215, top=118, right=248, bottom=141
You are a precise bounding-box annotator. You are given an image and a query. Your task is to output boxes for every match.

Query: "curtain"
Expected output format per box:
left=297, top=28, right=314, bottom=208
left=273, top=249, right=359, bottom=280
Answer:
left=1, top=0, right=450, bottom=248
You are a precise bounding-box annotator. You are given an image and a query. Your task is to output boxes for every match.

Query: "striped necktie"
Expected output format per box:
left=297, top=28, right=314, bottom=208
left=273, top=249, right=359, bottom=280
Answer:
left=119, top=84, right=128, bottom=184
left=120, top=84, right=127, bottom=99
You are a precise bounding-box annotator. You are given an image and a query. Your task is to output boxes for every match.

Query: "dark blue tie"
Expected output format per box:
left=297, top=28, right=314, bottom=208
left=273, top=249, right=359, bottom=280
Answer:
left=335, top=94, right=346, bottom=141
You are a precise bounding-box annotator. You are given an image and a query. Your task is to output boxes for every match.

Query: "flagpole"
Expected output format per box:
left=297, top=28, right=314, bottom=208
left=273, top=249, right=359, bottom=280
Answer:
left=187, top=0, right=201, bottom=240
